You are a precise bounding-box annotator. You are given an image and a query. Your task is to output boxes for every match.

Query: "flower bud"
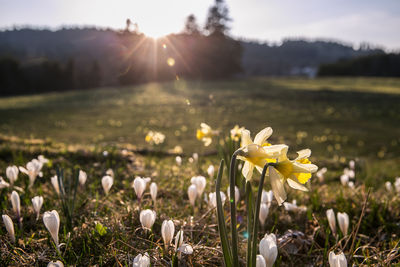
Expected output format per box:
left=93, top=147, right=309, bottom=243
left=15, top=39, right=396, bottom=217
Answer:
left=337, top=212, right=349, bottom=236
left=209, top=192, right=226, bottom=208
left=140, top=209, right=156, bottom=230
left=188, top=184, right=197, bottom=207
left=259, top=203, right=269, bottom=227
left=102, top=175, right=113, bottom=195
left=6, top=166, right=19, bottom=185
left=32, top=196, right=44, bottom=220
left=161, top=220, right=175, bottom=248
left=10, top=191, right=20, bottom=218
left=133, top=177, right=148, bottom=200
left=190, top=176, right=206, bottom=197
left=256, top=254, right=266, bottom=267
left=328, top=251, right=347, bottom=267
left=259, top=233, right=277, bottom=267
left=51, top=175, right=60, bottom=195
left=150, top=182, right=157, bottom=202
left=43, top=210, right=60, bottom=248
left=0, top=177, right=10, bottom=189
left=79, top=170, right=87, bottom=186
left=207, top=165, right=215, bottom=177
left=326, top=209, right=336, bottom=235
left=133, top=252, right=150, bottom=267
left=227, top=185, right=240, bottom=205
left=2, top=214, right=15, bottom=243
left=175, top=230, right=184, bottom=250
left=47, top=260, right=64, bottom=267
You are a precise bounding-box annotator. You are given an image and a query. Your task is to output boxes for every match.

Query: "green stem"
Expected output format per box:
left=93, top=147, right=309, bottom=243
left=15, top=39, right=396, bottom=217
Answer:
left=251, top=164, right=268, bottom=267
left=229, top=152, right=240, bottom=267
left=245, top=181, right=254, bottom=267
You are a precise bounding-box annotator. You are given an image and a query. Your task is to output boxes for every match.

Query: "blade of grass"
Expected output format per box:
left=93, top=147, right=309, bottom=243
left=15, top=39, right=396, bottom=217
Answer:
left=245, top=181, right=254, bottom=267
left=229, top=153, right=240, bottom=267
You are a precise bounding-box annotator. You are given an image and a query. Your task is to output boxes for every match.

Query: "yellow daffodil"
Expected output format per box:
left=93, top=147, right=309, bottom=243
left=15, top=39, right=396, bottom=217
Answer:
left=230, top=125, right=245, bottom=142
left=196, top=123, right=218, bottom=146
left=269, top=147, right=318, bottom=205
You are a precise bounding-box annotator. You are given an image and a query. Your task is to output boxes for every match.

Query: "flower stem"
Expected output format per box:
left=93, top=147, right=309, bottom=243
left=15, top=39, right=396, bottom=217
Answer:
left=230, top=152, right=240, bottom=267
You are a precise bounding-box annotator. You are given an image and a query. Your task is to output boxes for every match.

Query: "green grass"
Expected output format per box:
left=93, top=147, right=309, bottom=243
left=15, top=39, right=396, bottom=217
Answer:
left=0, top=77, right=400, bottom=265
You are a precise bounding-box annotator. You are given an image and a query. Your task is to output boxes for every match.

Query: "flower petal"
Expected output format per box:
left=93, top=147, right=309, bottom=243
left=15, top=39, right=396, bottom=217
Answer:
left=241, top=129, right=253, bottom=147
left=269, top=167, right=286, bottom=205
left=287, top=178, right=309, bottom=191
left=254, top=127, right=273, bottom=146
left=296, top=149, right=311, bottom=160
left=242, top=161, right=254, bottom=181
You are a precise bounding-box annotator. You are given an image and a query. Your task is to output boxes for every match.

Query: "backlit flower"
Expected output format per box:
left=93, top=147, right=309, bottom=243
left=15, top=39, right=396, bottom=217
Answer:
left=328, top=251, right=347, bottom=267
left=196, top=123, right=218, bottom=146
left=79, top=170, right=87, bottom=186
left=32, top=196, right=44, bottom=220
left=19, top=159, right=43, bottom=188
left=260, top=233, right=278, bottom=267
left=145, top=131, right=165, bottom=145
left=230, top=125, right=245, bottom=141
left=140, top=209, right=156, bottom=230
left=2, top=214, right=15, bottom=243
left=43, top=210, right=60, bottom=249
left=102, top=175, right=113, bottom=195
left=6, top=166, right=19, bottom=185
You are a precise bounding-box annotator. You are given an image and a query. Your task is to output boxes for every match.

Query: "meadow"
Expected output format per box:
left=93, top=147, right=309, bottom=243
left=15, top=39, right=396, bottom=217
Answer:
left=0, top=77, right=400, bottom=266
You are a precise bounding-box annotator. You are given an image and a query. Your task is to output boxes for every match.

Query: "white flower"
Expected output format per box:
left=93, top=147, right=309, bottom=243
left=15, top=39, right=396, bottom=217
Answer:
left=337, top=212, right=349, bottom=236
left=10, top=191, right=20, bottom=218
left=261, top=190, right=274, bottom=206
left=106, top=168, right=114, bottom=178
left=259, top=233, right=278, bottom=267
left=207, top=165, right=215, bottom=177
left=340, top=174, right=349, bottom=186
left=47, top=260, right=64, bottom=267
left=349, top=160, right=355, bottom=170
left=385, top=181, right=392, bottom=192
left=140, top=209, right=156, bottom=230
left=19, top=159, right=43, bottom=188
left=192, top=153, right=199, bottom=162
left=394, top=177, right=400, bottom=193
left=133, top=177, right=151, bottom=200
left=175, top=156, right=182, bottom=166
left=283, top=200, right=307, bottom=212
left=0, top=177, right=10, bottom=189
left=177, top=243, right=193, bottom=255
left=175, top=230, right=184, bottom=250
left=38, top=155, right=49, bottom=165
left=328, top=251, right=347, bottom=267
left=150, top=182, right=157, bottom=202
left=32, top=196, right=44, bottom=220
left=256, top=254, right=267, bottom=267
left=43, top=210, right=60, bottom=248
left=326, top=209, right=336, bottom=235
left=79, top=170, right=87, bottom=186
left=227, top=185, right=240, bottom=205
left=191, top=176, right=206, bottom=197
left=102, top=175, right=113, bottom=195
left=6, top=165, right=19, bottom=185
left=259, top=203, right=269, bottom=227
left=209, top=192, right=226, bottom=209
left=187, top=184, right=197, bottom=207
left=161, top=220, right=175, bottom=248
left=347, top=181, right=355, bottom=189
left=316, top=167, right=327, bottom=182
left=145, top=131, right=166, bottom=145
left=51, top=175, right=60, bottom=195
left=2, top=214, right=15, bottom=243
left=230, top=125, right=245, bottom=142
left=133, top=252, right=150, bottom=267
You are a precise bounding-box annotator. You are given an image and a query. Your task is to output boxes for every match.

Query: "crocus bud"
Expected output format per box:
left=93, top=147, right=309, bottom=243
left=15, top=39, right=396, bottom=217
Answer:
left=178, top=243, right=193, bottom=255
left=385, top=181, right=392, bottom=192
left=207, top=165, right=215, bottom=177
left=349, top=160, right=355, bottom=170
left=259, top=203, right=269, bottom=227
left=47, top=260, right=64, bottom=267
left=316, top=167, right=327, bottom=182
left=175, top=230, right=184, bottom=250
left=261, top=190, right=274, bottom=206
left=395, top=177, right=400, bottom=193
left=256, top=254, right=267, bottom=267
left=175, top=156, right=182, bottom=166
left=106, top=168, right=114, bottom=178
left=161, top=220, right=175, bottom=248
left=2, top=214, right=15, bottom=243
left=337, top=212, right=349, bottom=236
left=0, top=177, right=10, bottom=189
left=133, top=177, right=148, bottom=201
left=328, top=251, right=347, bottom=267
left=133, top=252, right=150, bottom=267
left=79, top=170, right=87, bottom=186
left=192, top=153, right=198, bottom=161
left=209, top=192, right=226, bottom=208
left=188, top=184, right=197, bottom=207
left=259, top=233, right=277, bottom=267
left=32, top=196, right=44, bottom=220
left=340, top=174, right=349, bottom=186
left=140, top=209, right=156, bottom=230
left=43, top=210, right=60, bottom=248
left=227, top=185, right=240, bottom=205
left=6, top=166, right=19, bottom=185
left=102, top=175, right=113, bottom=195
left=51, top=175, right=60, bottom=195
left=10, top=191, right=20, bottom=219
left=150, top=182, right=157, bottom=202
left=326, top=209, right=336, bottom=235
left=190, top=176, right=206, bottom=198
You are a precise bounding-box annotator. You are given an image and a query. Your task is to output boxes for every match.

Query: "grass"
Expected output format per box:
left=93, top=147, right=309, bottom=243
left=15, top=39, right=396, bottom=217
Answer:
left=0, top=77, right=400, bottom=266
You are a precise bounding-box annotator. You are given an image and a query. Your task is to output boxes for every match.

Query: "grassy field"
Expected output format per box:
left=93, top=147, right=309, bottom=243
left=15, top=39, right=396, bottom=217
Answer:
left=0, top=77, right=400, bottom=266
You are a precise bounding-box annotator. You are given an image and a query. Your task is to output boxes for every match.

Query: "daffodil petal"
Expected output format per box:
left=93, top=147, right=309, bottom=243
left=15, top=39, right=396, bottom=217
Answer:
left=241, top=129, right=253, bottom=147
left=287, top=178, right=309, bottom=191
left=295, top=173, right=312, bottom=184
left=269, top=167, right=286, bottom=205
left=295, top=149, right=311, bottom=160
left=292, top=162, right=318, bottom=173
left=254, top=127, right=273, bottom=146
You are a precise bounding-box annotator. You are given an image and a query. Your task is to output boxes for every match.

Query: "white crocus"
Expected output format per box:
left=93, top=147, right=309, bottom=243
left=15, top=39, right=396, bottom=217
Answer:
left=32, top=196, right=44, bottom=220
left=11, top=190, right=20, bottom=219
left=261, top=190, right=274, bottom=206
left=188, top=184, right=197, bottom=207
left=47, top=260, right=64, bottom=267
left=227, top=185, right=240, bottom=205
left=192, top=153, right=199, bottom=162
left=176, top=156, right=182, bottom=166
left=316, top=167, right=327, bottom=182
left=38, top=155, right=49, bottom=165
left=175, top=230, right=184, bottom=249
left=102, top=175, right=113, bottom=195
left=284, top=200, right=307, bottom=212
left=177, top=243, right=193, bottom=255
left=209, top=192, right=226, bottom=208
left=51, top=175, right=60, bottom=195
left=79, top=170, right=87, bottom=186
left=328, top=251, right=347, bottom=267
left=0, top=177, right=10, bottom=189
left=394, top=177, right=400, bottom=193
left=2, top=214, right=15, bottom=243
left=256, top=254, right=267, bottom=267
left=133, top=252, right=150, bottom=267
left=161, top=220, right=175, bottom=249
left=207, top=165, right=215, bottom=178
left=133, top=177, right=151, bottom=201
left=385, top=181, right=392, bottom=192
left=150, top=182, right=158, bottom=202
left=340, top=174, right=349, bottom=186
left=140, top=209, right=156, bottom=230
left=349, top=160, right=355, bottom=170
left=106, top=168, right=114, bottom=178
left=19, top=159, right=43, bottom=188
left=259, top=203, right=269, bottom=227
left=326, top=209, right=336, bottom=235
left=259, top=233, right=278, bottom=267
left=191, top=176, right=206, bottom=198
left=6, top=165, right=19, bottom=185
left=43, top=210, right=60, bottom=249
left=337, top=212, right=349, bottom=236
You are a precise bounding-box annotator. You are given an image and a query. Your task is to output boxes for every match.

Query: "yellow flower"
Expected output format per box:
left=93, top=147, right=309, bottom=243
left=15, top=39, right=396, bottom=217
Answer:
left=230, top=125, right=245, bottom=142
left=196, top=123, right=218, bottom=146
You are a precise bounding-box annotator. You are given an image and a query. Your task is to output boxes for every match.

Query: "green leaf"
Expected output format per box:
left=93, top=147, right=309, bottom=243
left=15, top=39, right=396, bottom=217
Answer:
left=95, top=222, right=107, bottom=237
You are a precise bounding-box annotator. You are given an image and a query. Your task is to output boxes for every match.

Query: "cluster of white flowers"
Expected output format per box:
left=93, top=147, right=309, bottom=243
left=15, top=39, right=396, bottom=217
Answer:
left=145, top=131, right=166, bottom=145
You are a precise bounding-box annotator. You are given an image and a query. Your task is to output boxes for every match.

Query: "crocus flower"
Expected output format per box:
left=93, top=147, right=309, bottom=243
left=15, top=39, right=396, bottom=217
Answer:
left=176, top=156, right=182, bottom=166
left=102, top=175, right=113, bottom=195
left=2, top=214, right=15, bottom=243
left=260, top=233, right=278, bottom=267
left=133, top=177, right=151, bottom=201
left=326, top=209, right=336, bottom=235
left=6, top=165, right=19, bottom=185
left=161, top=220, right=175, bottom=249
left=106, top=168, right=114, bottom=178
left=349, top=160, right=355, bottom=170
left=207, top=165, right=215, bottom=178
left=230, top=125, right=245, bottom=142
left=0, top=177, right=10, bottom=189
left=19, top=159, right=43, bottom=188
left=337, top=212, right=349, bottom=236
left=256, top=254, right=267, bottom=267
left=340, top=174, right=349, bottom=186
left=150, top=182, right=157, bottom=202
left=192, top=153, right=199, bottom=162
left=140, top=209, right=156, bottom=230
left=259, top=203, right=269, bottom=227
left=38, top=155, right=49, bottom=165
left=283, top=200, right=307, bottom=212
left=196, top=123, right=218, bottom=146
left=51, top=175, right=60, bottom=195
left=43, top=210, right=60, bottom=249
left=10, top=190, right=20, bottom=219
left=394, top=177, right=400, bottom=193
left=328, top=251, right=347, bottom=267
left=316, top=167, right=327, bottom=182
left=227, top=185, right=240, bottom=205
left=175, top=230, right=184, bottom=249
left=385, top=181, right=392, bottom=192
left=188, top=184, right=197, bottom=207
left=32, top=196, right=44, bottom=220
left=79, top=170, right=87, bottom=186
left=133, top=252, right=150, bottom=267
left=209, top=192, right=226, bottom=208
left=47, top=261, right=64, bottom=267
left=261, top=190, right=274, bottom=206
left=191, top=176, right=206, bottom=197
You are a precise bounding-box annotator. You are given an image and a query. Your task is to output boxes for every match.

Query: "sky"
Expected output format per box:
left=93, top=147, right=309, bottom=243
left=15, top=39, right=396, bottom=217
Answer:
left=0, top=0, right=399, bottom=51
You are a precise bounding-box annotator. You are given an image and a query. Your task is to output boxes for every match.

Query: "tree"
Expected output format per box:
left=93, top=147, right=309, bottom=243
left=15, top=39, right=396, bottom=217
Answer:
left=204, top=0, right=231, bottom=36
left=183, top=14, right=200, bottom=35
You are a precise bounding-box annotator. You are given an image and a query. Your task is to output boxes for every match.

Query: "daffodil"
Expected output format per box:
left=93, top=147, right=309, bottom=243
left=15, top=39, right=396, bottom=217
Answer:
left=196, top=123, right=218, bottom=146
left=230, top=125, right=245, bottom=142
